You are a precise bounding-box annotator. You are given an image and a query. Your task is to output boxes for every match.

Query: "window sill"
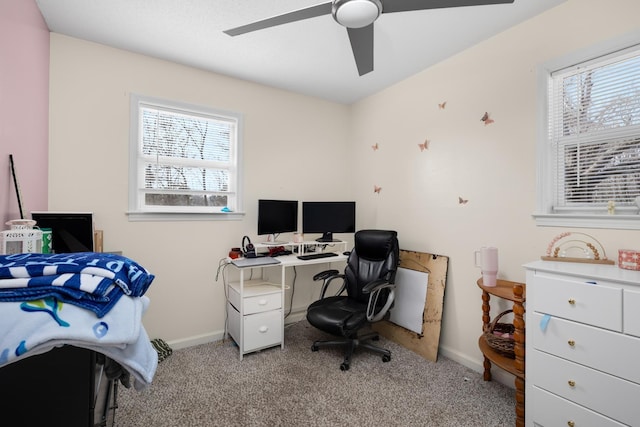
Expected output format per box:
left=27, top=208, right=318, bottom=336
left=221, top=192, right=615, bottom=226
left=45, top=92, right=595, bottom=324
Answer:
left=126, top=211, right=245, bottom=222
left=533, top=212, right=640, bottom=230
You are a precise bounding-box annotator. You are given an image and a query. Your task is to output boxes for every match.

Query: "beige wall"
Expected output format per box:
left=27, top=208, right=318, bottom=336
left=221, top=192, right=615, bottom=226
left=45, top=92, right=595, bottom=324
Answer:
left=48, top=34, right=352, bottom=346
left=350, top=0, right=640, bottom=370
left=48, top=0, right=640, bottom=379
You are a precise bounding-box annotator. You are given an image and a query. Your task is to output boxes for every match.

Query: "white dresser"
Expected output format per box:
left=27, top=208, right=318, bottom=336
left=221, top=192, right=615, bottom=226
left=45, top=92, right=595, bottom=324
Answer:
left=524, top=260, right=640, bottom=427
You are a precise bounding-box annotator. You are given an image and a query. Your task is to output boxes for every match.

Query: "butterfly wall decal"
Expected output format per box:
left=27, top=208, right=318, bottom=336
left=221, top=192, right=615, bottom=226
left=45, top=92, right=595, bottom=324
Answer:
left=458, top=196, right=469, bottom=205
left=371, top=143, right=379, bottom=151
left=481, top=112, right=495, bottom=126
left=374, top=185, right=382, bottom=194
left=418, top=138, right=430, bottom=152
left=438, top=101, right=447, bottom=110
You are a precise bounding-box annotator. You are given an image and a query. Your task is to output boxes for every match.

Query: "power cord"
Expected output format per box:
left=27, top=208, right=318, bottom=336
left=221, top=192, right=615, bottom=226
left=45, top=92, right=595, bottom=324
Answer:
left=215, top=257, right=231, bottom=282
left=215, top=257, right=232, bottom=344
left=214, top=256, right=256, bottom=346
left=284, top=266, right=297, bottom=319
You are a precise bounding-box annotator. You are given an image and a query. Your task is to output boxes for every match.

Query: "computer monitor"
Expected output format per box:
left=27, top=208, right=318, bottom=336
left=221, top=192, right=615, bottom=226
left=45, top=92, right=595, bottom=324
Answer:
left=31, top=211, right=94, bottom=253
left=302, top=201, right=356, bottom=242
left=257, top=199, right=298, bottom=244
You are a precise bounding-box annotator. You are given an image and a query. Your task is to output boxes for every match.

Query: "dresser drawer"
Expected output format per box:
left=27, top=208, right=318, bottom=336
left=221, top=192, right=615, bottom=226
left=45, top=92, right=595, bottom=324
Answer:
left=228, top=282, right=281, bottom=315
left=624, top=289, right=640, bottom=338
left=243, top=310, right=282, bottom=352
left=529, top=350, right=640, bottom=425
left=530, top=386, right=625, bottom=427
left=530, top=312, right=640, bottom=384
left=532, top=274, right=622, bottom=331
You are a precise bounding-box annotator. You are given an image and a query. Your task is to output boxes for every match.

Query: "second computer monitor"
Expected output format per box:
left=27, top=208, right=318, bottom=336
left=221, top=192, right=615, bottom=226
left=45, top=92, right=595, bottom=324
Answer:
left=302, top=201, right=356, bottom=242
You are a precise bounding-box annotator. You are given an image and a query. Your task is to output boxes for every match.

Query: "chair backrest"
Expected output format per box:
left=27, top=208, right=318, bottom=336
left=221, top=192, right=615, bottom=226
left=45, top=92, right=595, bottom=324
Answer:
left=344, top=229, right=399, bottom=304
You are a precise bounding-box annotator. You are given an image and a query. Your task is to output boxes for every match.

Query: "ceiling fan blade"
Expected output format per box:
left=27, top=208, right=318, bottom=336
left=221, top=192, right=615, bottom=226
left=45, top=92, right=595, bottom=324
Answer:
left=347, top=25, right=374, bottom=76
left=382, top=0, right=514, bottom=14
left=224, top=2, right=333, bottom=36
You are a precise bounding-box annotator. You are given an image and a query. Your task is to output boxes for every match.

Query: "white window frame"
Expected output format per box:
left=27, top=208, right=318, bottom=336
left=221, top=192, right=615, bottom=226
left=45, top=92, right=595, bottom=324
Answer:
left=128, top=94, right=244, bottom=221
left=534, top=31, right=640, bottom=230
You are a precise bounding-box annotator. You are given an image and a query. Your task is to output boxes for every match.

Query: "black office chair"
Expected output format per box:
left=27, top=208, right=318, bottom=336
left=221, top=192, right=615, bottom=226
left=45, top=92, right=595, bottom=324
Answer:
left=306, top=229, right=400, bottom=371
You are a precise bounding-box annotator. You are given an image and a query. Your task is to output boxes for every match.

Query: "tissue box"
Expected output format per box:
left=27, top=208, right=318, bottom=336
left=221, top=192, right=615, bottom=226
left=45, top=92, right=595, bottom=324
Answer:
left=618, top=249, right=640, bottom=270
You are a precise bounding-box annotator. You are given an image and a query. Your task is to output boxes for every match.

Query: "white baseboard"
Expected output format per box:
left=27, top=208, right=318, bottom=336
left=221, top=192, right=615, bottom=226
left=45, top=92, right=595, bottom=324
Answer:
left=166, top=330, right=225, bottom=351
left=438, top=344, right=515, bottom=389
left=167, top=307, right=306, bottom=351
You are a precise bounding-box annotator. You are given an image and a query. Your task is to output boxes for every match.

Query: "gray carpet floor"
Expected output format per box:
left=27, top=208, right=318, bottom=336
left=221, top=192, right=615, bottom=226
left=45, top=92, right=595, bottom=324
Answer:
left=114, top=320, right=515, bottom=426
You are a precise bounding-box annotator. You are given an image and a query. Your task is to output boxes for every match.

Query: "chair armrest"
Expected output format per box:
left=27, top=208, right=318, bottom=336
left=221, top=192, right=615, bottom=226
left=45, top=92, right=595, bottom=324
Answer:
left=365, top=280, right=396, bottom=322
left=361, top=278, right=388, bottom=294
left=313, top=270, right=340, bottom=281
left=313, top=270, right=346, bottom=299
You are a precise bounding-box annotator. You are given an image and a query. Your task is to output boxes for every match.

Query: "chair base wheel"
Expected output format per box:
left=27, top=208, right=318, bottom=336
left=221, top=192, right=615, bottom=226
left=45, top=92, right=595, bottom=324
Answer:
left=309, top=337, right=391, bottom=369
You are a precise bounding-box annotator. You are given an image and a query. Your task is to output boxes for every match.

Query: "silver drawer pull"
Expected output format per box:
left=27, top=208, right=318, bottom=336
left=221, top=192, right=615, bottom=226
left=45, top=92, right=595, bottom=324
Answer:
left=568, top=298, right=576, bottom=305
left=258, top=326, right=269, bottom=333
left=568, top=340, right=575, bottom=347
left=568, top=421, right=575, bottom=427
left=568, top=380, right=576, bottom=387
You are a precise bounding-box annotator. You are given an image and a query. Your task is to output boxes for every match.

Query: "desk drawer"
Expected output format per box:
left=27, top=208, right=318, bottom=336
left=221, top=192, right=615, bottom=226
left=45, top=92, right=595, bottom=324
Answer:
left=532, top=274, right=622, bottom=331
left=530, top=312, right=640, bottom=384
left=529, top=350, right=640, bottom=425
left=242, top=292, right=281, bottom=315
left=243, top=310, right=282, bottom=352
left=229, top=282, right=281, bottom=315
left=530, top=386, right=625, bottom=427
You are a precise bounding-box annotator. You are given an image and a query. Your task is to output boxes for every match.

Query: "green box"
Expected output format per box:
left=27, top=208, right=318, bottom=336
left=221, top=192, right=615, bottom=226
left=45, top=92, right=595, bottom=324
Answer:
left=41, top=228, right=52, bottom=253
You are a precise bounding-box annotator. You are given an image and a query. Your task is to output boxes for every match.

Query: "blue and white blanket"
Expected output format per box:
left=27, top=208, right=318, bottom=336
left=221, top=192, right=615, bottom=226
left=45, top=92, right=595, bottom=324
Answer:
left=0, top=295, right=157, bottom=391
left=0, top=252, right=158, bottom=390
left=0, top=252, right=155, bottom=317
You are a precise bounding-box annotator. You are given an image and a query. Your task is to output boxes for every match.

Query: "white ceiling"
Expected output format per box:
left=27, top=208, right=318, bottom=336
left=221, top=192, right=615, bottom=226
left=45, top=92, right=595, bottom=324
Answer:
left=35, top=0, right=564, bottom=105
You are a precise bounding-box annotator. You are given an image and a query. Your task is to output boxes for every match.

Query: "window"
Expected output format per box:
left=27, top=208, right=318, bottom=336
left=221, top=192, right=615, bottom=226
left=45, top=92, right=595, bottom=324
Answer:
left=535, top=37, right=640, bottom=229
left=128, top=94, right=243, bottom=220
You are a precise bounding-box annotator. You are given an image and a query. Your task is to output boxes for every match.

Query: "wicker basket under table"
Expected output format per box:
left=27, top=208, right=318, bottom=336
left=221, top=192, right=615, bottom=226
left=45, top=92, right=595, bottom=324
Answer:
left=482, top=309, right=515, bottom=359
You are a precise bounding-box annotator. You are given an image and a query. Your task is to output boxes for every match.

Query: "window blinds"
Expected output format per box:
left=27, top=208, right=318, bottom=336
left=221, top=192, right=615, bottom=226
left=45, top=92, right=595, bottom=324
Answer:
left=549, top=46, right=640, bottom=209
left=140, top=105, right=235, bottom=193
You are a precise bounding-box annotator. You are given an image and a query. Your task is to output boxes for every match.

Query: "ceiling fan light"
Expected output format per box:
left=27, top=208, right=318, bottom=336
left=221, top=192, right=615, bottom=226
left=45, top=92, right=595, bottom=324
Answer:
left=332, top=0, right=382, bottom=28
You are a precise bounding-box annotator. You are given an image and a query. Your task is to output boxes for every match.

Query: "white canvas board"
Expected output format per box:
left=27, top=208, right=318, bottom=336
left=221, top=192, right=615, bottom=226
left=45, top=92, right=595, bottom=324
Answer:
left=389, top=267, right=429, bottom=334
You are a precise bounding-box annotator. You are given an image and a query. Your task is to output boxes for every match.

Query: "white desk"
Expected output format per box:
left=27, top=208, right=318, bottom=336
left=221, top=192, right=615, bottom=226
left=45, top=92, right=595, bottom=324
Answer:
left=227, top=251, right=348, bottom=360
left=276, top=253, right=348, bottom=267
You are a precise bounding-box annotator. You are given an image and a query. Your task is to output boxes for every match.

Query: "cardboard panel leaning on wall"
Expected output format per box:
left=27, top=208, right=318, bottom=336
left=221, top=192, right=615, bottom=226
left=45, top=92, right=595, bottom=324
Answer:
left=373, top=250, right=449, bottom=362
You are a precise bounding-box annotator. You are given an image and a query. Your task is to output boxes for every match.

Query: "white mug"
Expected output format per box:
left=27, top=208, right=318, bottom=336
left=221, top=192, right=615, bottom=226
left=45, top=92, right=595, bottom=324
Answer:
left=474, top=247, right=498, bottom=287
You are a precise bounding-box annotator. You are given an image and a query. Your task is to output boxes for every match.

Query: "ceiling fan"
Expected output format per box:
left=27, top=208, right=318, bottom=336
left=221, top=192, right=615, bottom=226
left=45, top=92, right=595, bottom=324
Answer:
left=224, top=0, right=515, bottom=76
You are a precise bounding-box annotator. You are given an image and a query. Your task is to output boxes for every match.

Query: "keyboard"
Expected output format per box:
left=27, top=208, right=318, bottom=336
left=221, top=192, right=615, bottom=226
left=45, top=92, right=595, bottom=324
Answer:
left=296, top=252, right=339, bottom=261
